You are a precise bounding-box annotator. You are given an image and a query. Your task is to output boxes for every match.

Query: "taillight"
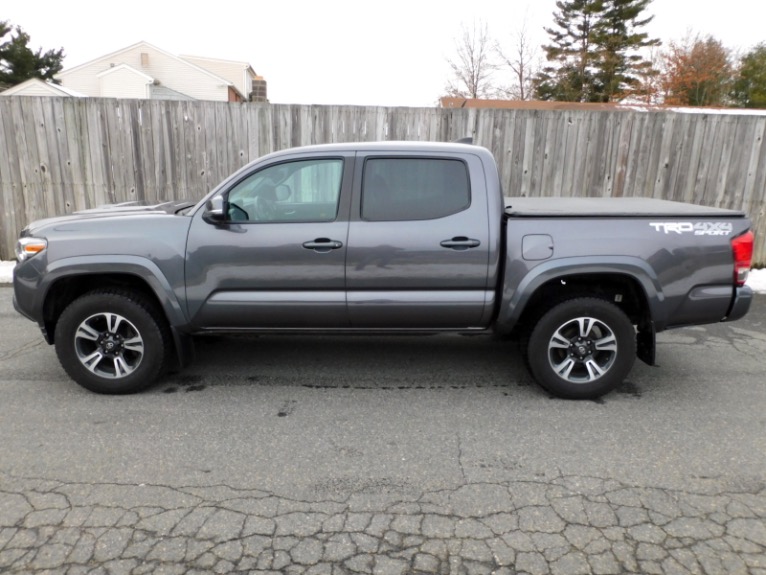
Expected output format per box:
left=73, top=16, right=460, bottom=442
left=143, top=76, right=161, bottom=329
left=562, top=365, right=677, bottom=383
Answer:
left=731, top=230, right=754, bottom=287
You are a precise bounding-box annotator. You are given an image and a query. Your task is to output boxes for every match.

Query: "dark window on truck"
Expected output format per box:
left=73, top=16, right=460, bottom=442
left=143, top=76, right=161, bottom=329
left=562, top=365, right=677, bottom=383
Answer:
left=226, top=158, right=343, bottom=223
left=362, top=158, right=470, bottom=221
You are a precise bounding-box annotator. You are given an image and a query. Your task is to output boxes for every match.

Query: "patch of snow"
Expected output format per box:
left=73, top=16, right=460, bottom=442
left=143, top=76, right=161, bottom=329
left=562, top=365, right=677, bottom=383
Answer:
left=667, top=106, right=766, bottom=116
left=0, top=261, right=14, bottom=284
left=748, top=267, right=766, bottom=294
left=613, top=100, right=766, bottom=116
left=1, top=261, right=765, bottom=293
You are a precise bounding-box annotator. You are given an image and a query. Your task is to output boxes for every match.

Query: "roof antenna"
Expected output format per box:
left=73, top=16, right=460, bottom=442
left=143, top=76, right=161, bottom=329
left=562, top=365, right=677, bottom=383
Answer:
left=453, top=137, right=473, bottom=144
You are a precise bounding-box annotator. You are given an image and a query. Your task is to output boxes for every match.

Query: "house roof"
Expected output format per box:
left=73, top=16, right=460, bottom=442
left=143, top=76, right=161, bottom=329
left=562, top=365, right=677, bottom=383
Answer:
left=56, top=40, right=247, bottom=100
left=180, top=54, right=257, bottom=76
left=0, top=78, right=86, bottom=97
left=149, top=84, right=196, bottom=101
left=96, top=63, right=154, bottom=83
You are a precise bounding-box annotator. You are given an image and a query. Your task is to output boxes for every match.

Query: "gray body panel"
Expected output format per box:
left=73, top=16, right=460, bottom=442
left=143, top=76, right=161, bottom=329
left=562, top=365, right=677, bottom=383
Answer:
left=14, top=211, right=191, bottom=327
left=12, top=142, right=752, bottom=348
left=184, top=150, right=356, bottom=329
left=344, top=149, right=497, bottom=328
left=497, top=215, right=750, bottom=332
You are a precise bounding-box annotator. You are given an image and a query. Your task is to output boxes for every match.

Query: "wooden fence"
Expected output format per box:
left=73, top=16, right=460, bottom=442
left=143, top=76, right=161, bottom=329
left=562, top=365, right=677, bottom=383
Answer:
left=1, top=97, right=765, bottom=263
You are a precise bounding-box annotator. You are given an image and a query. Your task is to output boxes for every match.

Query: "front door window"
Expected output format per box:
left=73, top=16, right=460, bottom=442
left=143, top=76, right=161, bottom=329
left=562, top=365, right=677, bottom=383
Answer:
left=226, top=159, right=343, bottom=223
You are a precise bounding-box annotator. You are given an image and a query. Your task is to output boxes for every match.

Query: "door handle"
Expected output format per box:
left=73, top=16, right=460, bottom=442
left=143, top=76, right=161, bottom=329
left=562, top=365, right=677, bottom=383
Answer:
left=302, top=238, right=344, bottom=252
left=440, top=237, right=481, bottom=250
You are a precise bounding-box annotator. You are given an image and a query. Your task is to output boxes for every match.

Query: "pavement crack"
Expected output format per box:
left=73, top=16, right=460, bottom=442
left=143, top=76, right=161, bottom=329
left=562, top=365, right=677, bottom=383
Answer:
left=456, top=433, right=468, bottom=485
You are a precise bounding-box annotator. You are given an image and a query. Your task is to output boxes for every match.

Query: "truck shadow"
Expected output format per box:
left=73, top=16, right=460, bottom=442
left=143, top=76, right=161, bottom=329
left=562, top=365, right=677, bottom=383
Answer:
left=160, top=333, right=537, bottom=394
left=158, top=333, right=654, bottom=402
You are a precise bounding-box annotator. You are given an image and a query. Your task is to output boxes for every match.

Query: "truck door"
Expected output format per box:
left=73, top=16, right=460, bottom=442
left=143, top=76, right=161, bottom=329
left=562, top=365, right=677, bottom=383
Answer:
left=185, top=154, right=352, bottom=328
left=346, top=151, right=492, bottom=328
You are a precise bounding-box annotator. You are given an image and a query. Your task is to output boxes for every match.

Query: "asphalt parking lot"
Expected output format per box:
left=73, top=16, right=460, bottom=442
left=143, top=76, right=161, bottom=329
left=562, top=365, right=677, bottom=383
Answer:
left=0, top=286, right=764, bottom=574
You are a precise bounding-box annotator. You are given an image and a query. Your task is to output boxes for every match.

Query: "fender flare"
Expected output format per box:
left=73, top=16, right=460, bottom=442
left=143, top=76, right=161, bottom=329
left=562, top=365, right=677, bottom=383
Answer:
left=496, top=256, right=667, bottom=332
left=41, top=256, right=195, bottom=367
left=42, top=255, right=188, bottom=328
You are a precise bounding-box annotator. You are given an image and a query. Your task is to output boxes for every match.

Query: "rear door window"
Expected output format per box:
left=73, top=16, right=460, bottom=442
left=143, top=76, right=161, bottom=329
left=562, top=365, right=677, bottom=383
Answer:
left=361, top=158, right=470, bottom=221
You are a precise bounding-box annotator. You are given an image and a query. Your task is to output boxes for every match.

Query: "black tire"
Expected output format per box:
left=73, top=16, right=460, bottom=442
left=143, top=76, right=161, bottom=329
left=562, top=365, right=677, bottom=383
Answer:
left=54, top=290, right=171, bottom=394
left=527, top=297, right=636, bottom=400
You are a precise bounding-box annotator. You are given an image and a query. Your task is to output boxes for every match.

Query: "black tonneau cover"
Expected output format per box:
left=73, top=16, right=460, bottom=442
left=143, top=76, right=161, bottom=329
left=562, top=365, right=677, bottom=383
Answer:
left=504, top=197, right=746, bottom=218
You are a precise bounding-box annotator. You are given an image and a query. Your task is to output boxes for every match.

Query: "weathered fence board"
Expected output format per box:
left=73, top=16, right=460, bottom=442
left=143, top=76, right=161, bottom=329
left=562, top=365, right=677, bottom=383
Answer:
left=0, top=97, right=765, bottom=264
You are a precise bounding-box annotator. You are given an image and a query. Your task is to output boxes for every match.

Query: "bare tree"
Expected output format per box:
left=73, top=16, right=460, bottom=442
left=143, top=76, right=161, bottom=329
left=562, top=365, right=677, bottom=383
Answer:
left=632, top=44, right=662, bottom=104
left=495, top=20, right=539, bottom=101
left=445, top=21, right=497, bottom=99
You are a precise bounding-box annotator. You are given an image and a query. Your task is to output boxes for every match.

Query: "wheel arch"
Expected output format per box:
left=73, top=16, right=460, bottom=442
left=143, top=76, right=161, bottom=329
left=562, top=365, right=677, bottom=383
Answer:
left=515, top=272, right=651, bottom=329
left=498, top=258, right=664, bottom=330
left=497, top=258, right=663, bottom=363
left=39, top=257, right=192, bottom=367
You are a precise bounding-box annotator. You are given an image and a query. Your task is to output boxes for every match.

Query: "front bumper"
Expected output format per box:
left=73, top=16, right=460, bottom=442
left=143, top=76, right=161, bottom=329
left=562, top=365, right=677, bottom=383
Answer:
left=12, top=290, right=34, bottom=321
left=12, top=256, right=47, bottom=323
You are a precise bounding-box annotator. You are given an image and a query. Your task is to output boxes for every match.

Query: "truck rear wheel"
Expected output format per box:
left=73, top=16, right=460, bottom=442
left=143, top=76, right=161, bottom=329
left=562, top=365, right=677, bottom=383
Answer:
left=527, top=297, right=636, bottom=399
left=54, top=290, right=170, bottom=394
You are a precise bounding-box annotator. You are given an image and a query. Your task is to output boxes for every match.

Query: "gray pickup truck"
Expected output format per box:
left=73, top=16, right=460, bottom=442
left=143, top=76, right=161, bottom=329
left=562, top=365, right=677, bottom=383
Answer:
left=13, top=141, right=755, bottom=399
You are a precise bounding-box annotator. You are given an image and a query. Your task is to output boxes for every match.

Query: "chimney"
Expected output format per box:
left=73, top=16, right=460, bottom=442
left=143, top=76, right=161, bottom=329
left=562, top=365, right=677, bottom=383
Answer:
left=250, top=76, right=268, bottom=102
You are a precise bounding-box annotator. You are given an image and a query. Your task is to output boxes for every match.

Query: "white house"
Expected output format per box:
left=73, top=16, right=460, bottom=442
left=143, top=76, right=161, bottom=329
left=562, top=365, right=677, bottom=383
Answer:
left=96, top=63, right=155, bottom=99
left=52, top=41, right=266, bottom=102
left=180, top=55, right=266, bottom=102
left=0, top=78, right=85, bottom=97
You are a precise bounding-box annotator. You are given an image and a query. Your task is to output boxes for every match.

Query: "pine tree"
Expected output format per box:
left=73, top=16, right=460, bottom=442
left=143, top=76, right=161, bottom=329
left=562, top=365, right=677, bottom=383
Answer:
left=592, top=0, right=660, bottom=101
left=535, top=0, right=659, bottom=102
left=536, top=0, right=604, bottom=102
left=0, top=21, right=65, bottom=89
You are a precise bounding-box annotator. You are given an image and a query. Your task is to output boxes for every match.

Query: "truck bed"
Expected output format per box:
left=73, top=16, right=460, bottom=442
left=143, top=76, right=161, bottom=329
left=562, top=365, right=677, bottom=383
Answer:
left=504, top=197, right=747, bottom=218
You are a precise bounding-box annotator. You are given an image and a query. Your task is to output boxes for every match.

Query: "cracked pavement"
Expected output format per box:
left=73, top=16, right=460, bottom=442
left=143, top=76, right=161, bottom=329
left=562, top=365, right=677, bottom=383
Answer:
left=1, top=471, right=765, bottom=574
left=1, top=289, right=765, bottom=574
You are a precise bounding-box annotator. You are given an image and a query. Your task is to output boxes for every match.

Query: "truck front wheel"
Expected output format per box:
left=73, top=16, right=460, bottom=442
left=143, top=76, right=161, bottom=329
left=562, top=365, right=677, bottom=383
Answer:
left=527, top=297, right=636, bottom=399
left=54, top=290, right=170, bottom=394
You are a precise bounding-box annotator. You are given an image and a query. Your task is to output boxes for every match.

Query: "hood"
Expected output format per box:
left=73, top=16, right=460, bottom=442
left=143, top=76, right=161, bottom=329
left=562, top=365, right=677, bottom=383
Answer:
left=22, top=200, right=195, bottom=236
left=75, top=200, right=195, bottom=215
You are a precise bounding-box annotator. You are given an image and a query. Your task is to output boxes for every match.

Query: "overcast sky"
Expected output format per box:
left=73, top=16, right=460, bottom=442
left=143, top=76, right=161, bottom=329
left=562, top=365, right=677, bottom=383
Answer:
left=4, top=0, right=765, bottom=107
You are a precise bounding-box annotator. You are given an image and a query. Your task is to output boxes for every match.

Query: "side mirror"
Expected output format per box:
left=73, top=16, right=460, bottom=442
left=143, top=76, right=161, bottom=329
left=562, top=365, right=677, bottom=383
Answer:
left=202, top=195, right=226, bottom=224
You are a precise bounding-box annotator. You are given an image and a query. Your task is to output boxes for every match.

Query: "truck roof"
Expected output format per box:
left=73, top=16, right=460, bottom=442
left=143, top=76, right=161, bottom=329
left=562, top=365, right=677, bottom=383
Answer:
left=261, top=140, right=491, bottom=157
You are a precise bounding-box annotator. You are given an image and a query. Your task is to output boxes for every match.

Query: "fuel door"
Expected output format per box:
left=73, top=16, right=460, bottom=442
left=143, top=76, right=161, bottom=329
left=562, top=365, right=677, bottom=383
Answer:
left=522, top=234, right=554, bottom=261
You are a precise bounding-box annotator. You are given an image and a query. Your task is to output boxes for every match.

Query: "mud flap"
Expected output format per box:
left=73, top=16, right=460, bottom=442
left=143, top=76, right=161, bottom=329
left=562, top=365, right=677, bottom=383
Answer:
left=637, top=321, right=656, bottom=366
left=171, top=328, right=196, bottom=369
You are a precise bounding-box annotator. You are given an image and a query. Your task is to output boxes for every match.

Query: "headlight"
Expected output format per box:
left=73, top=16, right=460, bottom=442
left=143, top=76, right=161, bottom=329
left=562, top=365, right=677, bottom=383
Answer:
left=15, top=237, right=47, bottom=262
